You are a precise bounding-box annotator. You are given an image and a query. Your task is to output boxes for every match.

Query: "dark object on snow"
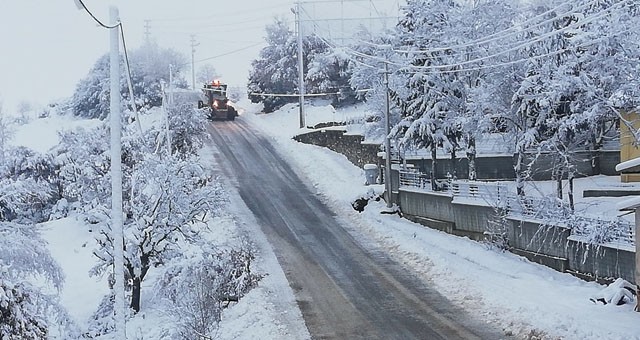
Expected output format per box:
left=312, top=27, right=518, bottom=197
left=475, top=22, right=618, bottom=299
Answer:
left=590, top=278, right=637, bottom=306
left=351, top=191, right=382, bottom=213
left=352, top=197, right=369, bottom=212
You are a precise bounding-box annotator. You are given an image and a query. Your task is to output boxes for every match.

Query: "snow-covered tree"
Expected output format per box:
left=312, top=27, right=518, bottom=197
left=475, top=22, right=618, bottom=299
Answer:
left=89, top=152, right=226, bottom=312
left=72, top=42, right=188, bottom=119
left=196, top=64, right=220, bottom=86
left=0, top=223, right=76, bottom=339
left=391, top=0, right=465, bottom=187
left=306, top=38, right=359, bottom=108
left=248, top=18, right=352, bottom=112
left=247, top=17, right=300, bottom=113
left=457, top=0, right=521, bottom=180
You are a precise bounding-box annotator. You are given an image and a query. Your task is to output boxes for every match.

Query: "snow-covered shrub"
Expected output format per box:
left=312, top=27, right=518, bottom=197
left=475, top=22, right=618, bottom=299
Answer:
left=50, top=124, right=111, bottom=208
left=569, top=215, right=632, bottom=246
left=83, top=292, right=134, bottom=339
left=0, top=177, right=51, bottom=224
left=167, top=103, right=208, bottom=157
left=0, top=223, right=76, bottom=339
left=155, top=245, right=262, bottom=339
left=484, top=207, right=510, bottom=252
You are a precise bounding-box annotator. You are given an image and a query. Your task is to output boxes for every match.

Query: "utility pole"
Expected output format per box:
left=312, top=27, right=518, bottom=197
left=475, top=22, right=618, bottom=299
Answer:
left=143, top=19, right=151, bottom=43
left=166, top=65, right=173, bottom=155
left=383, top=62, right=392, bottom=208
left=190, top=35, right=199, bottom=90
left=109, top=6, right=126, bottom=339
left=295, top=1, right=306, bottom=128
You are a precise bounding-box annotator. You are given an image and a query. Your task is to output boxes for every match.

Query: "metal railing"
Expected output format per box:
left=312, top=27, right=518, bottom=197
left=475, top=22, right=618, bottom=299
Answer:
left=398, top=169, right=635, bottom=247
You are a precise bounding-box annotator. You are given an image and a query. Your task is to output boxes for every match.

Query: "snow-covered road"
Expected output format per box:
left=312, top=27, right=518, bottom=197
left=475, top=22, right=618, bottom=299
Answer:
left=205, top=118, right=502, bottom=339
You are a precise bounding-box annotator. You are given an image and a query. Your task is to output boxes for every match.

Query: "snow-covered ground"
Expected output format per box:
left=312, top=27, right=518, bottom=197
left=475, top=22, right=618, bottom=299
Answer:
left=11, top=101, right=640, bottom=339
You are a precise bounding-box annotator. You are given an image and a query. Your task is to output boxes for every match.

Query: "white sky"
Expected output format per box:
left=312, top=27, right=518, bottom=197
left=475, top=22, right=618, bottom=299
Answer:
left=0, top=0, right=294, bottom=113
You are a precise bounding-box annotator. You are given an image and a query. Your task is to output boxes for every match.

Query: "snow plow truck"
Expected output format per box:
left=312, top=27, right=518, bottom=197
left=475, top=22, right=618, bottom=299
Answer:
left=197, top=80, right=238, bottom=120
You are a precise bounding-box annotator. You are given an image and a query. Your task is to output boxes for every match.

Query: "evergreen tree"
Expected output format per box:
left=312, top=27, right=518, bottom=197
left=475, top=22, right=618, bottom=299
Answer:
left=391, top=0, right=464, bottom=188
left=247, top=17, right=299, bottom=113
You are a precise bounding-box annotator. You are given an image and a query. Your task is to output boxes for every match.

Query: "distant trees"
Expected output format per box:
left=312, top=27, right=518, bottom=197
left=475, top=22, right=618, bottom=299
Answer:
left=71, top=41, right=188, bottom=119
left=196, top=64, right=220, bottom=86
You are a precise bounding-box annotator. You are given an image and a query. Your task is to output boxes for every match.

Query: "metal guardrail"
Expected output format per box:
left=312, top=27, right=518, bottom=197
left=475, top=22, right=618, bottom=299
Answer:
left=398, top=169, right=635, bottom=247
left=399, top=169, right=431, bottom=189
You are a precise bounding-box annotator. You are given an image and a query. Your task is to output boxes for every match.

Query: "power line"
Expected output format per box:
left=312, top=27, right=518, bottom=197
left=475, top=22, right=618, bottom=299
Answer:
left=393, top=0, right=595, bottom=55
left=76, top=0, right=142, bottom=135
left=76, top=0, right=119, bottom=29
left=189, top=42, right=266, bottom=65
left=341, top=0, right=633, bottom=73
left=146, top=1, right=292, bottom=23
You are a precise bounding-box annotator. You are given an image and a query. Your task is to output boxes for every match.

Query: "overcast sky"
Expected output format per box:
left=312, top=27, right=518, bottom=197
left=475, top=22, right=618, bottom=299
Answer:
left=0, top=0, right=294, bottom=113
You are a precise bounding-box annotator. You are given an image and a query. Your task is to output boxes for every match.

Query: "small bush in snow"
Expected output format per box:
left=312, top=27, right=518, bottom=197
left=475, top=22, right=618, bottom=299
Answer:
left=156, top=245, right=263, bottom=339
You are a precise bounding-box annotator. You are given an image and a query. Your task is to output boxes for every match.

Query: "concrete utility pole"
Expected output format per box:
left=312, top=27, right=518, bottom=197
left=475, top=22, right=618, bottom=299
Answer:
left=190, top=35, right=199, bottom=90
left=383, top=62, right=392, bottom=208
left=295, top=1, right=306, bottom=128
left=109, top=6, right=126, bottom=339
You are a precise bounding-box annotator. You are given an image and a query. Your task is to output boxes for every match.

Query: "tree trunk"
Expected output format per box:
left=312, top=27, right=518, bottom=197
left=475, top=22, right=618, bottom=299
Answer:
left=431, top=145, right=437, bottom=191
left=127, top=261, right=149, bottom=313
left=467, top=136, right=476, bottom=181
left=515, top=149, right=525, bottom=196
left=131, top=277, right=141, bottom=313
left=450, top=148, right=457, bottom=180
left=555, top=167, right=563, bottom=200
left=568, top=173, right=575, bottom=211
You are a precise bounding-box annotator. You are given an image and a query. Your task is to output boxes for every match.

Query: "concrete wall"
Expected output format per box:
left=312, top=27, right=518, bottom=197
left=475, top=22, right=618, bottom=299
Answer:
left=293, top=129, right=380, bottom=168
left=397, top=186, right=636, bottom=284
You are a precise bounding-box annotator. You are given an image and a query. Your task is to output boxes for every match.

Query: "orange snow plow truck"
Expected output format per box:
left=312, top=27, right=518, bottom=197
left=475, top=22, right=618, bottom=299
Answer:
left=197, top=80, right=238, bottom=121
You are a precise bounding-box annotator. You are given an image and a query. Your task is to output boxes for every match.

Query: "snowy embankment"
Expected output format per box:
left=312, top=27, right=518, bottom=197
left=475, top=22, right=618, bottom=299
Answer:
left=241, top=100, right=640, bottom=340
